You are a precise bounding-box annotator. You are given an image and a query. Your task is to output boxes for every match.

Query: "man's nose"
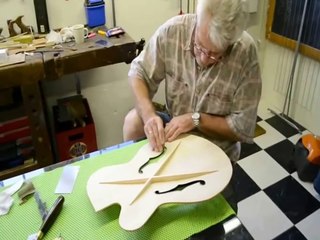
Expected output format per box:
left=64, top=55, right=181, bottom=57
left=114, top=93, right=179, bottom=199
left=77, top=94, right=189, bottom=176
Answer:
left=200, top=54, right=212, bottom=66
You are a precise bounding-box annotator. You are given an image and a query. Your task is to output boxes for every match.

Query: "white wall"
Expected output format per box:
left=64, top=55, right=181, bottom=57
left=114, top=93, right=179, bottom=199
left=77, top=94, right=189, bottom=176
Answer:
left=2, top=0, right=317, bottom=151
left=258, top=0, right=320, bottom=135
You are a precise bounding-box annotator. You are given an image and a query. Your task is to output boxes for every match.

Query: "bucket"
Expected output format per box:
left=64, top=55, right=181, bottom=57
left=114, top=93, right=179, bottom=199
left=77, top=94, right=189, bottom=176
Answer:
left=84, top=0, right=106, bottom=28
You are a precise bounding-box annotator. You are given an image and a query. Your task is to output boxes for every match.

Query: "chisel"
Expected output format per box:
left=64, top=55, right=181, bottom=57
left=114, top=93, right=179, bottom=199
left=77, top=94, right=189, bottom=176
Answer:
left=35, top=195, right=64, bottom=240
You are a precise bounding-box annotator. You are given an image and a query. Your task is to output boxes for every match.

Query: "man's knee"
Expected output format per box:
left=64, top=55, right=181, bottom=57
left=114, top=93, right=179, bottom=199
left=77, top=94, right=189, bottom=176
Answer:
left=123, top=109, right=145, bottom=141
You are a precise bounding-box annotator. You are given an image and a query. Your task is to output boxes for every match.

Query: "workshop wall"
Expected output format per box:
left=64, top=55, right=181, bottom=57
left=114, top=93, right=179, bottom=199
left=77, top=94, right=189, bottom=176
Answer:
left=0, top=0, right=185, bottom=149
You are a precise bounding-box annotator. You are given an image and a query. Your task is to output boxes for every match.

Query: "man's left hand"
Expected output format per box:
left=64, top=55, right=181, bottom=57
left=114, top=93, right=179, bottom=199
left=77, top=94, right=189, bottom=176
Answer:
left=164, top=113, right=194, bottom=142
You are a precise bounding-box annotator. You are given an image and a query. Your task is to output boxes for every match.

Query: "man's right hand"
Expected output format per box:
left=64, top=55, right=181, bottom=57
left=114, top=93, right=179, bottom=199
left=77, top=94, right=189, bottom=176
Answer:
left=144, top=115, right=165, bottom=152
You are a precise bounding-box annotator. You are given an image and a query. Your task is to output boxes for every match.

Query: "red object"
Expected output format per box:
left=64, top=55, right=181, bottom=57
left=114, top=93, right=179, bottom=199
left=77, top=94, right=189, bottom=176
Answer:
left=0, top=116, right=30, bottom=133
left=0, top=126, right=31, bottom=144
left=54, top=98, right=97, bottom=162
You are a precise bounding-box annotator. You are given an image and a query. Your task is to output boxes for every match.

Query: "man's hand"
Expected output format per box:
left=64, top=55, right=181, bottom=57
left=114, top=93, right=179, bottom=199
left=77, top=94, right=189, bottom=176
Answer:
left=144, top=115, right=165, bottom=152
left=165, top=113, right=194, bottom=142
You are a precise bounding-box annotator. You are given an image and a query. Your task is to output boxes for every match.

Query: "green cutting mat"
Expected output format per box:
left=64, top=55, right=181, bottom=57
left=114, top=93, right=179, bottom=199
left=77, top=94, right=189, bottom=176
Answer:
left=0, top=140, right=234, bottom=240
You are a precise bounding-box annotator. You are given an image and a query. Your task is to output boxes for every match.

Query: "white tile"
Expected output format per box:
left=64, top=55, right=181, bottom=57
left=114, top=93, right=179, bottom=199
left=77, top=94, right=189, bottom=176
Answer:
left=254, top=121, right=286, bottom=149
left=238, top=150, right=289, bottom=189
left=238, top=191, right=293, bottom=240
left=296, top=209, right=320, bottom=240
left=291, top=172, right=320, bottom=202
left=288, top=130, right=311, bottom=145
left=257, top=102, right=276, bottom=120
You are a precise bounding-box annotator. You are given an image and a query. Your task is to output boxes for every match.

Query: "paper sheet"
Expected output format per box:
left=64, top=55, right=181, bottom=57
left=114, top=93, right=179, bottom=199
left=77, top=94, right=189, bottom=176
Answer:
left=55, top=166, right=80, bottom=194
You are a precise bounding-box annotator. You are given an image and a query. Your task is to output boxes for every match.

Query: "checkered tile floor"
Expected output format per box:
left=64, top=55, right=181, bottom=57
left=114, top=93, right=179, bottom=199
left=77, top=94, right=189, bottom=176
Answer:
left=233, top=105, right=320, bottom=240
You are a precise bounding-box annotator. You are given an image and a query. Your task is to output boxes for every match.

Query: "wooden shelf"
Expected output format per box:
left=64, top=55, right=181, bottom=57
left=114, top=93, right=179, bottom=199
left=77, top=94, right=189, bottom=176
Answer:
left=0, top=160, right=38, bottom=181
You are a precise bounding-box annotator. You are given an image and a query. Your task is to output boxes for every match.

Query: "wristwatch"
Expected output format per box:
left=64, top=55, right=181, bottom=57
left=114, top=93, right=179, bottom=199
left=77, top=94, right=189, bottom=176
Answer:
left=192, top=112, right=201, bottom=127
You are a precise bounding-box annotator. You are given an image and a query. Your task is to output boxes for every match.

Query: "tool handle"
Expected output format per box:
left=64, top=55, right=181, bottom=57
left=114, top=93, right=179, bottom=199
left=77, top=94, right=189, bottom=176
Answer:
left=37, top=195, right=64, bottom=239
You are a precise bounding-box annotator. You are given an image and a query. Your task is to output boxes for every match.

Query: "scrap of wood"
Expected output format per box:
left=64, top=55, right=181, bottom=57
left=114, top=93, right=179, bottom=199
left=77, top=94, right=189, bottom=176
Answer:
left=32, top=38, right=47, bottom=45
left=8, top=46, right=36, bottom=55
left=0, top=41, right=28, bottom=49
left=0, top=53, right=25, bottom=68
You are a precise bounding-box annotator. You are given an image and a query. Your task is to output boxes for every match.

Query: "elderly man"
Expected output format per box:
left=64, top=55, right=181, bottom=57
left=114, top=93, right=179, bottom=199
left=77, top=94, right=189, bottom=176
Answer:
left=123, top=0, right=261, bottom=164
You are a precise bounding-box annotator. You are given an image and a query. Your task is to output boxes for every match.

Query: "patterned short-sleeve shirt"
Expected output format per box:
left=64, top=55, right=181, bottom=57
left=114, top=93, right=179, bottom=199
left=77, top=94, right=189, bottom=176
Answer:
left=128, top=14, right=262, bottom=162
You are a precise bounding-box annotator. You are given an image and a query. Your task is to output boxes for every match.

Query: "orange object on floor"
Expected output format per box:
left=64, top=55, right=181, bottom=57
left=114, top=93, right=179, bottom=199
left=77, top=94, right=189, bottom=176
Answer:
left=302, top=134, right=320, bottom=165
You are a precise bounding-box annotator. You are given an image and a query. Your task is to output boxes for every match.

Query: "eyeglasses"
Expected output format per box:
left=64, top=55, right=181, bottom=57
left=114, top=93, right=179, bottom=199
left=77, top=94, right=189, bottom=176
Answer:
left=193, top=41, right=221, bottom=62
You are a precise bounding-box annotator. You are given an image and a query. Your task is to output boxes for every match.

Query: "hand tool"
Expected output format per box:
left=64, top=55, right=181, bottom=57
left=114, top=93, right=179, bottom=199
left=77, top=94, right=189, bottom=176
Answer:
left=35, top=195, right=64, bottom=240
left=7, top=16, right=33, bottom=37
left=34, top=192, right=48, bottom=221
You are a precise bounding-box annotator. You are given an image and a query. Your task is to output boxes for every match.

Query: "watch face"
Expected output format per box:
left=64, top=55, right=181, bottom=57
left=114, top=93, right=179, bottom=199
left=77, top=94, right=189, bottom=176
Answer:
left=192, top=112, right=200, bottom=120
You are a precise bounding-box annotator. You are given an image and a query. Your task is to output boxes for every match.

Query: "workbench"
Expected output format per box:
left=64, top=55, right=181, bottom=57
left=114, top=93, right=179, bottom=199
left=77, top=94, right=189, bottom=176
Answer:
left=0, top=138, right=239, bottom=240
left=0, top=33, right=138, bottom=180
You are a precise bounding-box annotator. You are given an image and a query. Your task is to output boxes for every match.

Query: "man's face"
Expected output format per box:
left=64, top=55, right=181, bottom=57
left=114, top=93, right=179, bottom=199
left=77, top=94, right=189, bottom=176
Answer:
left=194, top=21, right=223, bottom=68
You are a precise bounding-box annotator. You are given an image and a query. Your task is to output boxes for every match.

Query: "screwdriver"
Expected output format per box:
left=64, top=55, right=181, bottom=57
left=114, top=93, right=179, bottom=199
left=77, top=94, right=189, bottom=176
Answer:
left=36, top=195, right=65, bottom=240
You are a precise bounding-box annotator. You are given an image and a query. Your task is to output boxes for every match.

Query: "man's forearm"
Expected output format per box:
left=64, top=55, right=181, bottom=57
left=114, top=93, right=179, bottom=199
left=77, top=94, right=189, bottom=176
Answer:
left=198, top=113, right=240, bottom=141
left=130, top=77, right=156, bottom=123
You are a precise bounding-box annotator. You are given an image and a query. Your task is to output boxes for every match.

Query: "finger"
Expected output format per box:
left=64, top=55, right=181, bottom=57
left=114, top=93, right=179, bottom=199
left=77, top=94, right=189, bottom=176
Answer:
left=147, top=130, right=157, bottom=151
left=157, top=121, right=165, bottom=145
left=165, top=123, right=176, bottom=141
left=150, top=124, right=163, bottom=152
left=167, top=127, right=180, bottom=142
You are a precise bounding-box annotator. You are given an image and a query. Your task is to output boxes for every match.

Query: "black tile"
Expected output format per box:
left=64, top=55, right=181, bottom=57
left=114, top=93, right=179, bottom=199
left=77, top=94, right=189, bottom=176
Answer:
left=188, top=215, right=254, bottom=240
left=272, top=226, right=307, bottom=240
left=232, top=164, right=260, bottom=202
left=256, top=116, right=263, bottom=122
left=265, top=139, right=296, bottom=174
left=225, top=224, right=254, bottom=240
left=264, top=176, right=320, bottom=224
left=240, top=143, right=262, bottom=160
left=266, top=115, right=303, bottom=138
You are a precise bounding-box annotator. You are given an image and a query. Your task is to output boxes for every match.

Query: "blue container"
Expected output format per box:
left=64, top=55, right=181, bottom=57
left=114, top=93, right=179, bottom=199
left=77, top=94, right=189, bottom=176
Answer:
left=85, top=0, right=106, bottom=28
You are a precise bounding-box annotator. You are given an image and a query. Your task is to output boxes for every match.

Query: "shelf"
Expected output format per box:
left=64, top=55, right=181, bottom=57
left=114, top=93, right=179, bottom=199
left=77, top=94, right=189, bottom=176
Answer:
left=0, top=160, right=38, bottom=181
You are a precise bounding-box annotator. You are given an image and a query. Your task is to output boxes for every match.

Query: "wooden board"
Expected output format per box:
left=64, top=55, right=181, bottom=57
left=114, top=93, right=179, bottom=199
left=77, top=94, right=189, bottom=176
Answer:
left=0, top=53, right=25, bottom=68
left=87, top=134, right=232, bottom=231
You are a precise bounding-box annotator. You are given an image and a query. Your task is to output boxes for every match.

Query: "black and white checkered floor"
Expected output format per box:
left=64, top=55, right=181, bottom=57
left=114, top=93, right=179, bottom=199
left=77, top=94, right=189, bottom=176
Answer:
left=233, top=104, right=320, bottom=240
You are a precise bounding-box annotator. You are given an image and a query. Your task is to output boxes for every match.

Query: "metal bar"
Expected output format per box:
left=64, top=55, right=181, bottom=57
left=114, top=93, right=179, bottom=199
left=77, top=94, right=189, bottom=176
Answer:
left=187, top=0, right=190, bottom=13
left=282, top=0, right=308, bottom=115
left=268, top=108, right=302, bottom=134
left=269, top=0, right=308, bottom=134
left=111, top=0, right=116, bottom=27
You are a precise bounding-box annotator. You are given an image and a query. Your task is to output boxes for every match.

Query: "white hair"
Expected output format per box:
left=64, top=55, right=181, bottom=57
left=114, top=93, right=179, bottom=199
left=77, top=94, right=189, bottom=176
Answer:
left=196, top=0, right=248, bottom=51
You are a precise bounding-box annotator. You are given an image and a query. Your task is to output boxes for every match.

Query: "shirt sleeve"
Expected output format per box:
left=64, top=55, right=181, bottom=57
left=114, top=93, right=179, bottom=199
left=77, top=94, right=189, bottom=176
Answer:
left=226, top=40, right=262, bottom=143
left=128, top=24, right=167, bottom=99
